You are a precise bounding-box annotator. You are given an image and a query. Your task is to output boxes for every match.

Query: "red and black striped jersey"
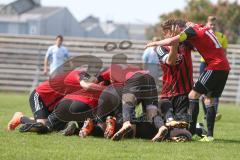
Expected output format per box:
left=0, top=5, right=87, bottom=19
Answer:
left=155, top=44, right=193, bottom=98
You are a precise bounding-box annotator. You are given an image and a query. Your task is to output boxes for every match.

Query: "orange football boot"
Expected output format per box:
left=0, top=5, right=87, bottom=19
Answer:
left=79, top=118, right=94, bottom=138
left=7, top=112, right=23, bottom=131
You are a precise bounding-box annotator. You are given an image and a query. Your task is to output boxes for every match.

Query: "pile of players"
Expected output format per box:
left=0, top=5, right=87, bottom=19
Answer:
left=7, top=19, right=230, bottom=142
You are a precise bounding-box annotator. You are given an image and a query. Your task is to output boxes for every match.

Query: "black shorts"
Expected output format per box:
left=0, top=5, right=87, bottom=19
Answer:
left=96, top=85, right=123, bottom=122
left=160, top=94, right=189, bottom=121
left=123, top=73, right=158, bottom=107
left=135, top=122, right=157, bottom=139
left=194, top=70, right=229, bottom=97
left=162, top=94, right=189, bottom=114
left=29, top=90, right=50, bottom=120
left=54, top=99, right=93, bottom=122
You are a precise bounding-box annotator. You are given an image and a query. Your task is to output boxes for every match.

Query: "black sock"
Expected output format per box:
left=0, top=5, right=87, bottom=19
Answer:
left=213, top=98, right=219, bottom=112
left=201, top=97, right=207, bottom=118
left=20, top=116, right=35, bottom=124
left=160, top=100, right=174, bottom=121
left=188, top=99, right=199, bottom=135
left=206, top=105, right=216, bottom=137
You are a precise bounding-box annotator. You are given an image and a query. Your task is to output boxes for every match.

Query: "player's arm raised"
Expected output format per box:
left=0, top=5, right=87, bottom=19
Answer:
left=145, top=35, right=180, bottom=48
left=145, top=22, right=196, bottom=49
left=166, top=43, right=179, bottom=66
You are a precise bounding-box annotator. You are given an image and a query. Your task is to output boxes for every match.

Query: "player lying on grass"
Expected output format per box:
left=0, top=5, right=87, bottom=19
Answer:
left=7, top=70, right=109, bottom=133
left=7, top=69, right=84, bottom=131
left=146, top=19, right=230, bottom=142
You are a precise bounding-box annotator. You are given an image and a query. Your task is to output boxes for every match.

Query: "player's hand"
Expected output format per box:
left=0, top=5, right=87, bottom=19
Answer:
left=171, top=25, right=181, bottom=37
left=170, top=25, right=180, bottom=46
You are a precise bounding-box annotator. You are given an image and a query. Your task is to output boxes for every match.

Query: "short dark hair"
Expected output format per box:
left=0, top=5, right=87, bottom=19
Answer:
left=207, top=16, right=217, bottom=22
left=161, top=19, right=186, bottom=30
left=56, top=35, right=63, bottom=41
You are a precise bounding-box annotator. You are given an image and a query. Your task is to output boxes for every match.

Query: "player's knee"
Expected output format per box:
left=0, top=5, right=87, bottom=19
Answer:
left=122, top=93, right=137, bottom=106
left=146, top=105, right=158, bottom=121
left=204, top=97, right=214, bottom=106
left=188, top=90, right=201, bottom=99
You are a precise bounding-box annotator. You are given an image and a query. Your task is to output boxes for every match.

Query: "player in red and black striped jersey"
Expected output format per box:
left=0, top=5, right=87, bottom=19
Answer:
left=155, top=39, right=193, bottom=126
left=146, top=19, right=230, bottom=141
left=157, top=43, right=193, bottom=98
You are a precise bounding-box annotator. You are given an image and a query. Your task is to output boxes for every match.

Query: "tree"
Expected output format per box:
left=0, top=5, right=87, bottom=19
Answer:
left=146, top=0, right=240, bottom=43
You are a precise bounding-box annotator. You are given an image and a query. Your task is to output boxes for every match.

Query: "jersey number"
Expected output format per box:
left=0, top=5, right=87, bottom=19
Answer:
left=205, top=30, right=222, bottom=48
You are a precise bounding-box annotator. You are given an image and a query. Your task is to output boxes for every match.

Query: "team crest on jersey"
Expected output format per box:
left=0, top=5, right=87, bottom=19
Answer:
left=175, top=54, right=183, bottom=65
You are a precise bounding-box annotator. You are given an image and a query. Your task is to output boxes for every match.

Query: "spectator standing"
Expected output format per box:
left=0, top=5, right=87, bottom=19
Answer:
left=44, top=35, right=70, bottom=75
left=142, top=37, right=161, bottom=87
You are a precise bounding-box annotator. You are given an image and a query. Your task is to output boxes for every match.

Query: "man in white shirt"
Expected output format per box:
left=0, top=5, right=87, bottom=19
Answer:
left=44, top=35, right=69, bottom=75
left=142, top=37, right=161, bottom=86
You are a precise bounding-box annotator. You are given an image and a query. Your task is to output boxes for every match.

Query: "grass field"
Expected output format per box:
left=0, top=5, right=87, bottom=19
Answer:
left=1, top=92, right=240, bottom=160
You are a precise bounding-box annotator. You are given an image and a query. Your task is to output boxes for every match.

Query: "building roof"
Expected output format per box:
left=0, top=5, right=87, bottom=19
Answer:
left=0, top=6, right=63, bottom=23
left=24, top=6, right=62, bottom=17
left=0, top=0, right=40, bottom=15
left=79, top=15, right=100, bottom=29
left=11, top=0, right=37, bottom=14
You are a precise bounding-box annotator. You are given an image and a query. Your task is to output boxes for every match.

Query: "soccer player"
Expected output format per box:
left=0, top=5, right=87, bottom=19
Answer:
left=7, top=69, right=84, bottom=131
left=153, top=19, right=193, bottom=140
left=17, top=71, right=110, bottom=134
left=146, top=19, right=230, bottom=142
left=108, top=62, right=174, bottom=141
left=200, top=16, right=228, bottom=122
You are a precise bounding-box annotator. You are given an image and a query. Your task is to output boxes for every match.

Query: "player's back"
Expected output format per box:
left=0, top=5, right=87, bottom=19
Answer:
left=185, top=24, right=230, bottom=71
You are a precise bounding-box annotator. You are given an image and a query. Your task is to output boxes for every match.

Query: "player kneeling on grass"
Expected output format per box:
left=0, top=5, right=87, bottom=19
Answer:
left=146, top=19, right=230, bottom=142
left=111, top=70, right=187, bottom=142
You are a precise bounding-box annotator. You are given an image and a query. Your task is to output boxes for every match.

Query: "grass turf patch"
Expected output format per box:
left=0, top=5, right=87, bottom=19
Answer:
left=0, top=92, right=240, bottom=160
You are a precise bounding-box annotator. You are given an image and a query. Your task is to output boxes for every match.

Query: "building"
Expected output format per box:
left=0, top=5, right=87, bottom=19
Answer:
left=80, top=15, right=149, bottom=40
left=0, top=0, right=85, bottom=37
left=0, top=0, right=150, bottom=40
left=79, top=15, right=106, bottom=38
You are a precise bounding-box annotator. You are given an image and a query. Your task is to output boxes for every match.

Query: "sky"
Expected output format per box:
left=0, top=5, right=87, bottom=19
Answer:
left=1, top=0, right=220, bottom=24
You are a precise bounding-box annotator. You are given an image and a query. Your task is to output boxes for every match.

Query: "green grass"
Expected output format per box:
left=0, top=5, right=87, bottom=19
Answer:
left=1, top=92, right=240, bottom=160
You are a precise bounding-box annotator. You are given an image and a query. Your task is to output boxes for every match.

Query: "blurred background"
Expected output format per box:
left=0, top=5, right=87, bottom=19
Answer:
left=0, top=0, right=240, bottom=104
